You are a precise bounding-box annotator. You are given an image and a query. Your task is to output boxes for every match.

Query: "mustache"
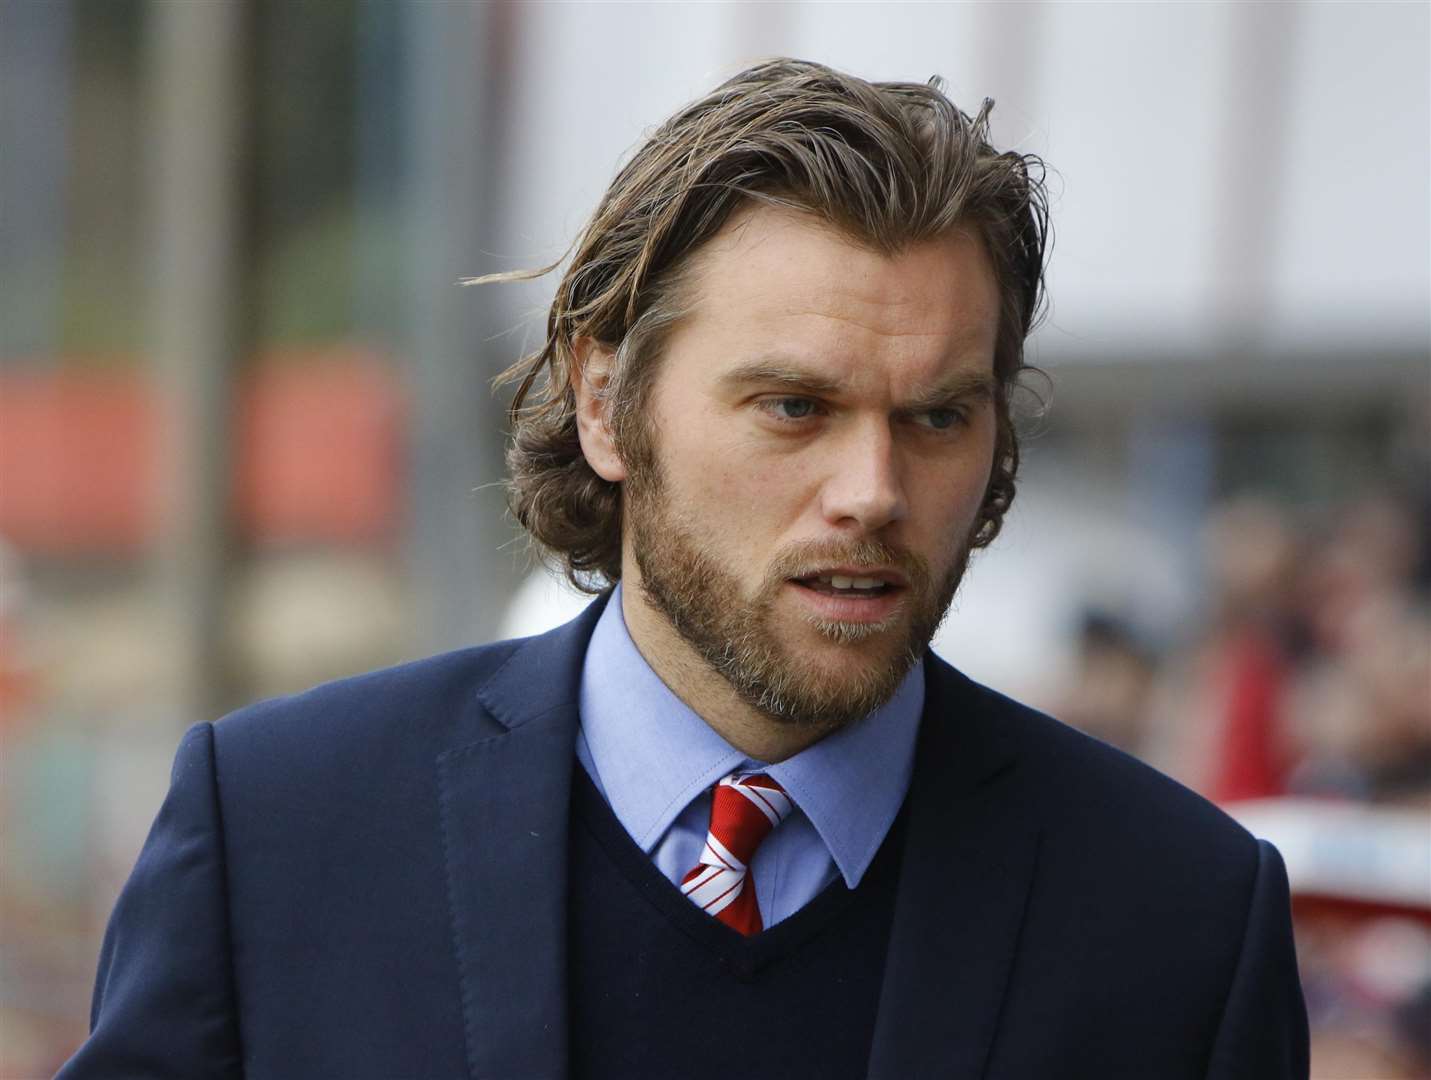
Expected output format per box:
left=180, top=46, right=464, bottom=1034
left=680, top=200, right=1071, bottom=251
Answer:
left=761, top=538, right=933, bottom=592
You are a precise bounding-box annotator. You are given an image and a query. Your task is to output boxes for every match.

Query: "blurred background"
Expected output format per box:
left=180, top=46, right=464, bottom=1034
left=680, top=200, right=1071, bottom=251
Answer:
left=2, top=1, right=1427, bottom=1075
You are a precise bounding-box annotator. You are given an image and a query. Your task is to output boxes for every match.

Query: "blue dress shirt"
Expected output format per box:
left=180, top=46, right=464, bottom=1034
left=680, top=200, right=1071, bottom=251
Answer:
left=576, top=584, right=924, bottom=928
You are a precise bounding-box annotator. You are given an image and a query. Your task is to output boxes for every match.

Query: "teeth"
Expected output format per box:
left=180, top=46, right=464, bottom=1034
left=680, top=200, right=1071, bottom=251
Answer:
left=821, top=574, right=883, bottom=591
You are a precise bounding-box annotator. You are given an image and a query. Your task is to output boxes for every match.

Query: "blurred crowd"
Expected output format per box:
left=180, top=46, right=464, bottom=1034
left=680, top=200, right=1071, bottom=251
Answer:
left=1058, top=489, right=1429, bottom=811
left=1051, top=438, right=1431, bottom=1076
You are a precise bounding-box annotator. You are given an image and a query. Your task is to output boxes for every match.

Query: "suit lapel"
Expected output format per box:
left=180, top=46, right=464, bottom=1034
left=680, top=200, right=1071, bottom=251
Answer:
left=436, top=598, right=606, bottom=1080
left=867, top=656, right=1041, bottom=1080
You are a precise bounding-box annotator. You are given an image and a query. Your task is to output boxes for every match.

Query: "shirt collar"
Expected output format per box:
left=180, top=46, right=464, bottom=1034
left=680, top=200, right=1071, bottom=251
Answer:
left=578, top=583, right=924, bottom=889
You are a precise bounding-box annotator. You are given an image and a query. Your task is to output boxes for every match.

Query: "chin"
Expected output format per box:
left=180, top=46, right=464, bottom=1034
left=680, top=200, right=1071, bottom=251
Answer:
left=805, top=615, right=905, bottom=648
left=739, top=617, right=924, bottom=729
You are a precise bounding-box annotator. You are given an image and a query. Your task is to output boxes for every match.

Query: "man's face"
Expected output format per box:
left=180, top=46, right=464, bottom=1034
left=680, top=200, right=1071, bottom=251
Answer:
left=620, top=205, right=1001, bottom=731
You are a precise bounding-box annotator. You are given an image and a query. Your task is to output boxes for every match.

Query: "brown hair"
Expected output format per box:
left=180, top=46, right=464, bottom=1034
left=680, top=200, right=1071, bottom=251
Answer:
left=483, top=57, right=1050, bottom=592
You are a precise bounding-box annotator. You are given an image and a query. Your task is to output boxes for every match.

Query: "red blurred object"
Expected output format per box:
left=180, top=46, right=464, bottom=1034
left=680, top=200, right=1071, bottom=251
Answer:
left=0, top=351, right=403, bottom=554
left=1292, top=893, right=1431, bottom=927
left=0, top=367, right=159, bottom=554
left=1208, top=629, right=1291, bottom=802
left=234, top=352, right=404, bottom=547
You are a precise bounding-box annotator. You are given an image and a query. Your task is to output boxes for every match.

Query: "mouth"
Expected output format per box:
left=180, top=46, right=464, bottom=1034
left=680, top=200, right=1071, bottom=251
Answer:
left=789, top=567, right=908, bottom=598
left=789, top=566, right=910, bottom=632
left=784, top=567, right=911, bottom=628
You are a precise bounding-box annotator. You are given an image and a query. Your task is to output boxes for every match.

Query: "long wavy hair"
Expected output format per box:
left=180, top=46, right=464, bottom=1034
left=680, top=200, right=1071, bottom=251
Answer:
left=479, top=58, right=1050, bottom=592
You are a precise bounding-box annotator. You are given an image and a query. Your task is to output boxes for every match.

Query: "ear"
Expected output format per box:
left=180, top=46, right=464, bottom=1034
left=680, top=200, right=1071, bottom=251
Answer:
left=571, top=337, right=627, bottom=483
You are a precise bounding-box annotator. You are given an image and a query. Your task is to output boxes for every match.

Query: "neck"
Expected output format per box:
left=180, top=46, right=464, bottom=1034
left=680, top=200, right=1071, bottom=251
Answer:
left=618, top=579, right=837, bottom=764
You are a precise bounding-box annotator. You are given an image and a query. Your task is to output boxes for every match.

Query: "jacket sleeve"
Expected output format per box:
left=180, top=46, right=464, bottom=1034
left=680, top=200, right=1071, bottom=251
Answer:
left=56, top=722, right=244, bottom=1079
left=1204, top=839, right=1310, bottom=1080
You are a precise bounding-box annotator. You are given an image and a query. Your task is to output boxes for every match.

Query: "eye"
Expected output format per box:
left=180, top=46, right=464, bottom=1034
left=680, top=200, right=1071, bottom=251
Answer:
left=914, top=407, right=964, bottom=431
left=758, top=396, right=822, bottom=422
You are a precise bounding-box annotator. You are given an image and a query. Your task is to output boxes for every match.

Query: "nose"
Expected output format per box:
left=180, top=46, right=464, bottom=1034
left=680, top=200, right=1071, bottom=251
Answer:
left=818, top=419, right=908, bottom=533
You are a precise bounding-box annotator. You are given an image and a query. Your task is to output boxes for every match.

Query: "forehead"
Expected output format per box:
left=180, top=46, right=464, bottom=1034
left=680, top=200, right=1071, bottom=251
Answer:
left=667, top=203, right=1001, bottom=381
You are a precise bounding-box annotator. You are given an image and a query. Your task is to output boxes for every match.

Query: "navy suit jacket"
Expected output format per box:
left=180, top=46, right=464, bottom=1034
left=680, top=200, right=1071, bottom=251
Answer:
left=60, top=596, right=1308, bottom=1078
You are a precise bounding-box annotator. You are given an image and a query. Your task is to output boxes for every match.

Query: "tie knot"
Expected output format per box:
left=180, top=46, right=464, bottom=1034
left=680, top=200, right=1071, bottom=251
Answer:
left=681, top=773, right=795, bottom=934
left=706, top=773, right=794, bottom=867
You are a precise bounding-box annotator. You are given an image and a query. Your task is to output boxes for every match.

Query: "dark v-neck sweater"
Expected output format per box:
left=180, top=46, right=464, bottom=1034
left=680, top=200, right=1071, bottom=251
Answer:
left=567, top=770, right=908, bottom=1079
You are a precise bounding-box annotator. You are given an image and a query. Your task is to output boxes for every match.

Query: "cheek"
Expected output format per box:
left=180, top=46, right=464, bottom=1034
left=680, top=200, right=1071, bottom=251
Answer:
left=912, top=442, right=996, bottom=538
left=663, top=429, right=814, bottom=543
left=915, top=477, right=978, bottom=535
left=693, top=450, right=798, bottom=524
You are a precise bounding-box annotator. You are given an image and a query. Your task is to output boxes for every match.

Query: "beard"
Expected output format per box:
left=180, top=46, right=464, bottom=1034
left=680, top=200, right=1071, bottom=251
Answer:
left=623, top=455, right=972, bottom=733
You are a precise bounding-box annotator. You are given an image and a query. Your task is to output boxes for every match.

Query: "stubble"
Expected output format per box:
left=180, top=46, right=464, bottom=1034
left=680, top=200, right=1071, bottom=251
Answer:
left=624, top=459, right=971, bottom=732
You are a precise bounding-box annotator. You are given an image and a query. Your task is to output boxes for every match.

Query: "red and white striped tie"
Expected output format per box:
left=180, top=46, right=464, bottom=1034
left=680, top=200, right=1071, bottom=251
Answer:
left=680, top=773, right=795, bottom=936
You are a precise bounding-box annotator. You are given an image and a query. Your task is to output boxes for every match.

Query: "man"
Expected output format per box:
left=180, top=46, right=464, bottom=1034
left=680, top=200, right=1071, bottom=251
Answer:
left=61, top=59, right=1308, bottom=1078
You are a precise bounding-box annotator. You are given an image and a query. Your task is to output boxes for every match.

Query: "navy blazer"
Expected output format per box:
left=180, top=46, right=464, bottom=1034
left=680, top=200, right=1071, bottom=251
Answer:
left=59, top=596, right=1308, bottom=1078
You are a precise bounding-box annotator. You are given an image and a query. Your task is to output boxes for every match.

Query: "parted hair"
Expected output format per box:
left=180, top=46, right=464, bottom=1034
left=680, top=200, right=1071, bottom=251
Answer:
left=486, top=58, right=1050, bottom=592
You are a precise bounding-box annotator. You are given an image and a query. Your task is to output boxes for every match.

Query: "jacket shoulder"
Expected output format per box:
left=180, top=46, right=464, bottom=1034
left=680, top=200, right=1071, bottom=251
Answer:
left=926, top=660, right=1307, bottom=1072
left=936, top=658, right=1257, bottom=861
left=212, top=593, right=607, bottom=763
left=216, top=638, right=524, bottom=749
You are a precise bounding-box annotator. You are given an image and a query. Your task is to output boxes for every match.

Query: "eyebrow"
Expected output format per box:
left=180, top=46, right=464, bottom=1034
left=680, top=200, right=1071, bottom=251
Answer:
left=902, top=371, right=998, bottom=411
left=717, top=360, right=845, bottom=397
left=718, top=358, right=998, bottom=410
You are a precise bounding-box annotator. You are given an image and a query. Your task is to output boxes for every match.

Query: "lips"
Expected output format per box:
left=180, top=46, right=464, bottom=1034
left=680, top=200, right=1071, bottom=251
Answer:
left=786, top=580, right=906, bottom=626
left=784, top=566, right=911, bottom=627
left=791, top=566, right=909, bottom=596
